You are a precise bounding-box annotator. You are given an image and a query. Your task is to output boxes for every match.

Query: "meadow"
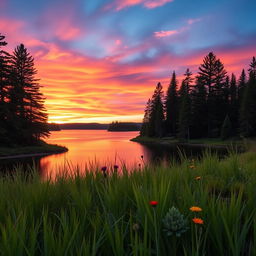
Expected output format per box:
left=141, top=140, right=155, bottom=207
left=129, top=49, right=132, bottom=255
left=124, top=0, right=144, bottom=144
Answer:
left=0, top=150, right=256, bottom=256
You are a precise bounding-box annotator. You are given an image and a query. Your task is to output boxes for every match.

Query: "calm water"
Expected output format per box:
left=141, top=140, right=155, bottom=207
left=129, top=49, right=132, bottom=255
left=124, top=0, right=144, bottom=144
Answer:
left=0, top=130, right=227, bottom=178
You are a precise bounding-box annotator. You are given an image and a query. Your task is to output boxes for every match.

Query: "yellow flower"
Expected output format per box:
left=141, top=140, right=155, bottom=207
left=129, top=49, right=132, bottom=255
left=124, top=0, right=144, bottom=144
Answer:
left=192, top=218, right=204, bottom=224
left=190, top=206, right=202, bottom=212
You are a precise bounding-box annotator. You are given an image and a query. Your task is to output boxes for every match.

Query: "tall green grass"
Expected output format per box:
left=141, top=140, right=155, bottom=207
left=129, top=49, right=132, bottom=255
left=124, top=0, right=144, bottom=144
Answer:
left=0, top=151, right=255, bottom=255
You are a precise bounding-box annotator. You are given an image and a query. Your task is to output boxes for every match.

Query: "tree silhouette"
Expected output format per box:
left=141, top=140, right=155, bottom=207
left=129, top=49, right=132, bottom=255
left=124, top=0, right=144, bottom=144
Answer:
left=228, top=73, right=238, bottom=130
left=165, top=71, right=179, bottom=135
left=149, top=83, right=164, bottom=137
left=140, top=99, right=151, bottom=136
left=240, top=57, right=256, bottom=137
left=0, top=34, right=11, bottom=144
left=136, top=55, right=256, bottom=140
left=9, top=44, right=49, bottom=144
left=190, top=76, right=207, bottom=138
left=198, top=52, right=227, bottom=137
left=221, top=115, right=232, bottom=140
left=178, top=69, right=193, bottom=141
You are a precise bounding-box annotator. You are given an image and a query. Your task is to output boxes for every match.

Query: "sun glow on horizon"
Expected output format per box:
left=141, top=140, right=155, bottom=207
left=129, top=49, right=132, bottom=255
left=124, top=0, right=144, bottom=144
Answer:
left=47, top=114, right=144, bottom=124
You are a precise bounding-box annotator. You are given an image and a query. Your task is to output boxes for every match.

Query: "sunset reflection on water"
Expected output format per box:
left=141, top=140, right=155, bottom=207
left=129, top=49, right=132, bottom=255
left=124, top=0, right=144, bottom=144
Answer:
left=41, top=130, right=146, bottom=178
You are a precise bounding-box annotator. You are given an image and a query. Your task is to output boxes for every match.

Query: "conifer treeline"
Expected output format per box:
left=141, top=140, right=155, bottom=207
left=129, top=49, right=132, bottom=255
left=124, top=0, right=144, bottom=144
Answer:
left=0, top=33, right=49, bottom=146
left=140, top=52, right=256, bottom=140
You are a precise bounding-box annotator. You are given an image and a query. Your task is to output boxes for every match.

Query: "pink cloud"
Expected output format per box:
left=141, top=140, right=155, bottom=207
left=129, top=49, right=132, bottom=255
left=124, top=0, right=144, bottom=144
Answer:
left=115, top=39, right=122, bottom=46
left=144, top=0, right=173, bottom=8
left=154, top=30, right=178, bottom=38
left=108, top=0, right=173, bottom=11
left=187, top=18, right=201, bottom=25
left=40, top=11, right=82, bottom=41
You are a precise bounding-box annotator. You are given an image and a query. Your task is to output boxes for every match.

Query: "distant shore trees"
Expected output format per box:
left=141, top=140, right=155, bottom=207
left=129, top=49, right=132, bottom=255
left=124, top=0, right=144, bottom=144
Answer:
left=0, top=33, right=49, bottom=146
left=141, top=52, right=256, bottom=140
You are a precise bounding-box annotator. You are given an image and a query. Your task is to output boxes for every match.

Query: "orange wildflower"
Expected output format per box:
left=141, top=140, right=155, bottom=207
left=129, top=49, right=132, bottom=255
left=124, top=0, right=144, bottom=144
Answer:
left=189, top=165, right=195, bottom=169
left=192, top=218, right=204, bottom=224
left=195, top=176, right=201, bottom=180
left=190, top=206, right=202, bottom=212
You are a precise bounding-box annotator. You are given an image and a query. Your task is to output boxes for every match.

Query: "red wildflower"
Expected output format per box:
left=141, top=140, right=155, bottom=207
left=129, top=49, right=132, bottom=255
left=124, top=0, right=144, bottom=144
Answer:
left=149, top=201, right=158, bottom=207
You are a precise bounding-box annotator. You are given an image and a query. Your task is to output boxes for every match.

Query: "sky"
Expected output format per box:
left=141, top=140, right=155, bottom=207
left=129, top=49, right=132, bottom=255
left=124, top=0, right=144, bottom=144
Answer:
left=0, top=0, right=256, bottom=123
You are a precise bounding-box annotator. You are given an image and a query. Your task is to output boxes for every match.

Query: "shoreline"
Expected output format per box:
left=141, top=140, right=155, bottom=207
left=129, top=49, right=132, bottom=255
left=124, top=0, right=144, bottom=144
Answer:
left=130, top=136, right=246, bottom=150
left=0, top=143, right=68, bottom=160
left=0, top=150, right=67, bottom=160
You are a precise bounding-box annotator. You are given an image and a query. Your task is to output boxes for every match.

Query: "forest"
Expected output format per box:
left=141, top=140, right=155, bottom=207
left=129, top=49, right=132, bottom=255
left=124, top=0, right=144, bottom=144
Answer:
left=140, top=52, right=256, bottom=140
left=0, top=33, right=49, bottom=146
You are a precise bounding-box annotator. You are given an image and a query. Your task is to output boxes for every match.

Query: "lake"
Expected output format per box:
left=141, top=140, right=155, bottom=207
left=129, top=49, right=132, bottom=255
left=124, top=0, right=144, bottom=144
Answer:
left=0, top=130, right=227, bottom=178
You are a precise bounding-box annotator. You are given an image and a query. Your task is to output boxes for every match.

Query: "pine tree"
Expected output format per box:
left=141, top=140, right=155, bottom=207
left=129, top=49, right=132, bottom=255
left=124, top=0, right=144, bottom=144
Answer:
left=198, top=52, right=227, bottom=137
left=178, top=69, right=193, bottom=141
left=238, top=69, right=246, bottom=107
left=240, top=57, right=256, bottom=137
left=0, top=33, right=11, bottom=144
left=140, top=99, right=151, bottom=136
left=229, top=73, right=238, bottom=130
left=190, top=77, right=207, bottom=138
left=221, top=115, right=232, bottom=140
left=9, top=44, right=49, bottom=144
left=165, top=71, right=178, bottom=135
left=149, top=83, right=164, bottom=137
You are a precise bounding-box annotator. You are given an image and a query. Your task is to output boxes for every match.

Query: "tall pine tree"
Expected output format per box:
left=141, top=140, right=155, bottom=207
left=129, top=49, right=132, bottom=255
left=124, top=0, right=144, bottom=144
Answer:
left=140, top=99, right=151, bottom=136
left=9, top=44, right=49, bottom=144
left=0, top=33, right=11, bottom=144
left=148, top=83, right=164, bottom=137
left=229, top=73, right=238, bottom=131
left=240, top=57, right=256, bottom=137
left=165, top=71, right=178, bottom=135
left=198, top=52, right=227, bottom=137
left=190, top=76, right=208, bottom=138
left=178, top=69, right=193, bottom=141
left=238, top=69, right=246, bottom=106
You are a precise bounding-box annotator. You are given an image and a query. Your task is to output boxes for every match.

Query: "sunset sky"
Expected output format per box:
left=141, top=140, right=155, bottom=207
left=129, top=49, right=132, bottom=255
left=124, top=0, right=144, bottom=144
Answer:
left=1, top=0, right=256, bottom=123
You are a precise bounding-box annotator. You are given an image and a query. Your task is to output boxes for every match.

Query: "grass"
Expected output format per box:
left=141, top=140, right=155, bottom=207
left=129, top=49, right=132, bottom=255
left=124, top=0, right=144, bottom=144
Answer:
left=0, top=141, right=68, bottom=157
left=0, top=150, right=256, bottom=255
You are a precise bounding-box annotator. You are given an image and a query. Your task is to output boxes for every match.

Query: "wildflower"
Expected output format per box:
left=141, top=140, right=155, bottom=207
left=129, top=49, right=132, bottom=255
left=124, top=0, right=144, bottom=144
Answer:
left=132, top=223, right=140, bottom=231
left=101, top=166, right=107, bottom=178
left=114, top=165, right=119, bottom=169
left=149, top=201, right=158, bottom=207
left=101, top=166, right=107, bottom=172
left=189, top=165, right=195, bottom=169
left=195, top=176, right=201, bottom=180
left=162, top=206, right=189, bottom=237
left=192, top=218, right=204, bottom=224
left=190, top=206, right=202, bottom=212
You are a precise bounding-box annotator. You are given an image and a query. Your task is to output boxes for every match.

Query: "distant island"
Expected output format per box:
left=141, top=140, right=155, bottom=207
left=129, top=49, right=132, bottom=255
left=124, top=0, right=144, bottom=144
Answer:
left=48, top=122, right=141, bottom=131
left=108, top=121, right=141, bottom=131
left=58, top=123, right=109, bottom=130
